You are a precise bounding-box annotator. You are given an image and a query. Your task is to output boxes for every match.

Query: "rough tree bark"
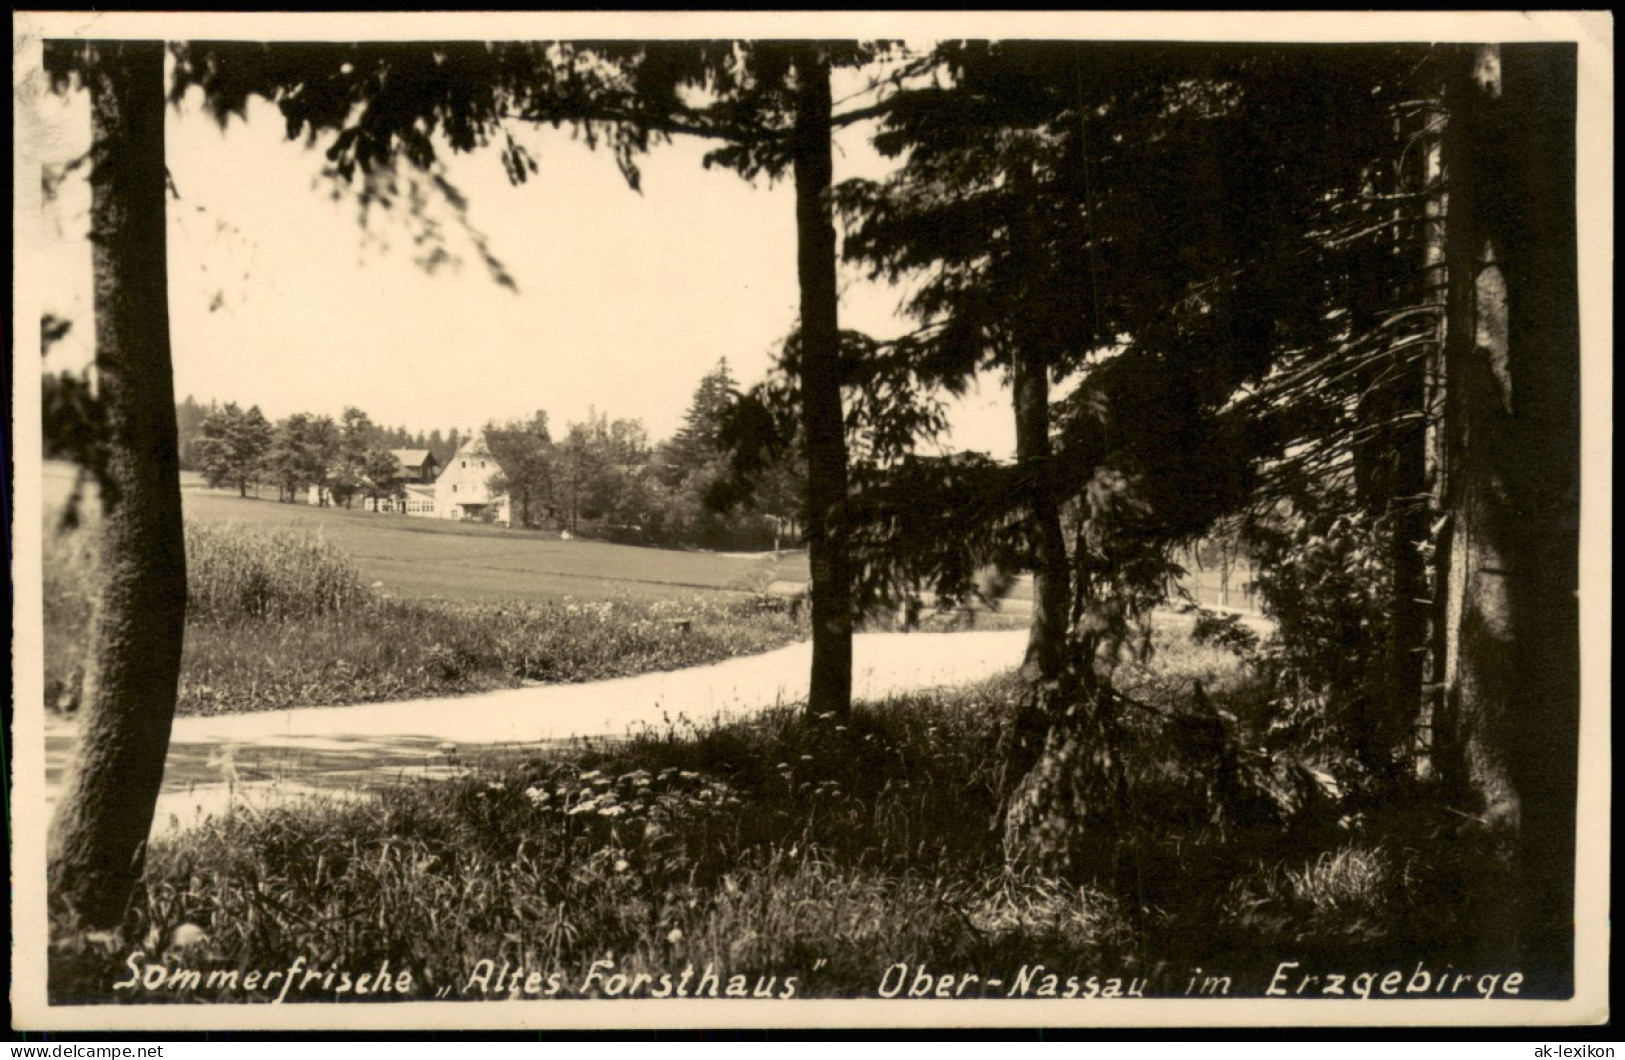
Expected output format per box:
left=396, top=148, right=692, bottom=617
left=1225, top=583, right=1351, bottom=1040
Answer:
left=1435, top=43, right=1580, bottom=993
left=1013, top=347, right=1071, bottom=686
left=1005, top=160, right=1071, bottom=688
left=1382, top=295, right=1432, bottom=781
left=996, top=151, right=1125, bottom=879
left=47, top=40, right=188, bottom=931
left=1369, top=82, right=1447, bottom=783
left=791, top=45, right=853, bottom=718
left=1417, top=83, right=1452, bottom=783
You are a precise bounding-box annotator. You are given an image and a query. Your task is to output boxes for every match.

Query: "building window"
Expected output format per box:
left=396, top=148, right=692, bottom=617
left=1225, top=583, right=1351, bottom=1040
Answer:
left=462, top=460, right=466, bottom=469
left=452, top=484, right=458, bottom=493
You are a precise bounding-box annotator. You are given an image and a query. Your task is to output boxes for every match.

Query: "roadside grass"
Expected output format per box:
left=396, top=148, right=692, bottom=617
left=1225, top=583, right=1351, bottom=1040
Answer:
left=44, top=521, right=804, bottom=716
left=184, top=522, right=373, bottom=621
left=50, top=663, right=1505, bottom=1003
left=171, top=595, right=802, bottom=715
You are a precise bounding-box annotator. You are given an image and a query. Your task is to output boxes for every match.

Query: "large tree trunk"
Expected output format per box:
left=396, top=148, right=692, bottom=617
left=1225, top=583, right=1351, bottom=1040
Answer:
left=998, top=349, right=1071, bottom=847
left=1002, top=434, right=1124, bottom=880
left=1373, top=88, right=1447, bottom=784
left=790, top=46, right=853, bottom=718
left=998, top=156, right=1121, bottom=879
left=1380, top=287, right=1432, bottom=782
left=1435, top=43, right=1580, bottom=993
left=1013, top=351, right=1070, bottom=685
left=1418, top=87, right=1453, bottom=784
left=47, top=41, right=187, bottom=931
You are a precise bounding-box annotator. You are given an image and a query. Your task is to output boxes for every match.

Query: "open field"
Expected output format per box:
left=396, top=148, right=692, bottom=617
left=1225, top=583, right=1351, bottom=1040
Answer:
left=43, top=461, right=1047, bottom=609
left=44, top=462, right=809, bottom=605
left=41, top=464, right=1072, bottom=615
left=36, top=461, right=1032, bottom=721
left=40, top=483, right=808, bottom=717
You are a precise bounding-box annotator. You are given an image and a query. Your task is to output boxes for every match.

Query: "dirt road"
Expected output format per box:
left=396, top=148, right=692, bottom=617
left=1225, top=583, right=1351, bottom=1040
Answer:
left=45, top=630, right=1028, bottom=838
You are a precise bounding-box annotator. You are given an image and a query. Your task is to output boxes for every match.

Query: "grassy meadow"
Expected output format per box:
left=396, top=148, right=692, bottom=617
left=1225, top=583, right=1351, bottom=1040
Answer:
left=41, top=463, right=814, bottom=716
left=174, top=486, right=809, bottom=606
left=41, top=462, right=1034, bottom=717
left=43, top=520, right=806, bottom=717
left=47, top=461, right=811, bottom=604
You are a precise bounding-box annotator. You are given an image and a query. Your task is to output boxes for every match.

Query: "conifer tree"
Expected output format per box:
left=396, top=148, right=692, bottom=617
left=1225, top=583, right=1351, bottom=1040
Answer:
left=660, top=358, right=737, bottom=488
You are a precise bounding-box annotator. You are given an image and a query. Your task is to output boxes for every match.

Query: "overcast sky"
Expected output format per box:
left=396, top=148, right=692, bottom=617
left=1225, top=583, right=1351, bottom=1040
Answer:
left=30, top=50, right=1018, bottom=455
left=21, top=11, right=1603, bottom=462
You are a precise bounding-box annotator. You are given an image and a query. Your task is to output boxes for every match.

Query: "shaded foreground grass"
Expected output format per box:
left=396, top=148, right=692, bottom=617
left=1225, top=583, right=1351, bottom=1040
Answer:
left=51, top=663, right=1525, bottom=1004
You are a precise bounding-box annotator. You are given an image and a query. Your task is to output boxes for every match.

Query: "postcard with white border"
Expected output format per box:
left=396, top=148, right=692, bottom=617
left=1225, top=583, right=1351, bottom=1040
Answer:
left=10, top=9, right=1612, bottom=1032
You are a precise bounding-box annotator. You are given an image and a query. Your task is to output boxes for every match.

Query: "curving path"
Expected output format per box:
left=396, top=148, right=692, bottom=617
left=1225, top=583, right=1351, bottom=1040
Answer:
left=44, top=630, right=1029, bottom=839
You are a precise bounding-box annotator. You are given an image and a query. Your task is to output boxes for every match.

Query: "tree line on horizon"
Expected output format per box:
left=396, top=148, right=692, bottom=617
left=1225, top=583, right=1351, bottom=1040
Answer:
left=44, top=359, right=802, bottom=549
left=171, top=393, right=463, bottom=470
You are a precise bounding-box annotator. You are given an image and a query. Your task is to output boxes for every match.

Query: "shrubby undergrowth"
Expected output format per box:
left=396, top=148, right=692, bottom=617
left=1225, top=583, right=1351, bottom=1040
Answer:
left=1245, top=508, right=1396, bottom=785
left=50, top=663, right=1509, bottom=1003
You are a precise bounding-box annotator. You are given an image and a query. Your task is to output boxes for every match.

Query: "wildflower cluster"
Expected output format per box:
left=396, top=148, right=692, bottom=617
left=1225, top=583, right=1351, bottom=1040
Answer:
left=560, top=598, right=617, bottom=623
left=527, top=766, right=741, bottom=822
left=513, top=764, right=747, bottom=879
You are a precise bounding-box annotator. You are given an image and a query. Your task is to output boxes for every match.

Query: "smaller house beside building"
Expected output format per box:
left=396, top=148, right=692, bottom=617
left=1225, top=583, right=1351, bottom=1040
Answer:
left=311, top=448, right=445, bottom=513
left=398, top=482, right=437, bottom=515
left=364, top=449, right=442, bottom=515
left=391, top=449, right=441, bottom=484
left=368, top=480, right=438, bottom=515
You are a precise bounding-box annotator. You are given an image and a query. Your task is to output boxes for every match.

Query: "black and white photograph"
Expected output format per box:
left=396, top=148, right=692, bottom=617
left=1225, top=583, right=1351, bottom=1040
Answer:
left=10, top=10, right=1611, bottom=1032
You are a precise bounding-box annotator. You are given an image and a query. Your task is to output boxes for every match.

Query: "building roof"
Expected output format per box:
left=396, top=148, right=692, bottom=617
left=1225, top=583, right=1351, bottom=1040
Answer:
left=444, top=429, right=548, bottom=480
left=390, top=449, right=436, bottom=468
left=403, top=482, right=436, bottom=499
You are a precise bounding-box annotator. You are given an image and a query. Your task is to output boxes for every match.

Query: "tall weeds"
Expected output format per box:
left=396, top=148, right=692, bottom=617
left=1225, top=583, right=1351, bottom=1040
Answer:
left=185, top=522, right=370, bottom=622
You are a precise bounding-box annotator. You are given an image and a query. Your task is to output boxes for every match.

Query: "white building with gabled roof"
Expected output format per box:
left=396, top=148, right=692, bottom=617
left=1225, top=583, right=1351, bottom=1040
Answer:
left=435, top=430, right=512, bottom=525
